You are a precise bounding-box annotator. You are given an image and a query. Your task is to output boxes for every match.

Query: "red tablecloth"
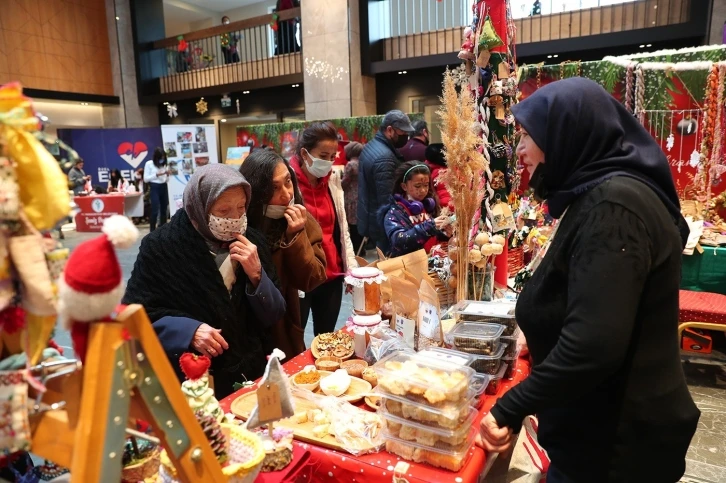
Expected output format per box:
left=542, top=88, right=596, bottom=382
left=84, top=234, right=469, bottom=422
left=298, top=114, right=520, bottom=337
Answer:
left=220, top=351, right=531, bottom=483
left=679, top=289, right=726, bottom=325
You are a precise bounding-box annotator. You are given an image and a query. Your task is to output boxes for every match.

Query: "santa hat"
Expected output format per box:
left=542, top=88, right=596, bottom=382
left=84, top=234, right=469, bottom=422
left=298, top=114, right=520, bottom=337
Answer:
left=58, top=215, right=138, bottom=323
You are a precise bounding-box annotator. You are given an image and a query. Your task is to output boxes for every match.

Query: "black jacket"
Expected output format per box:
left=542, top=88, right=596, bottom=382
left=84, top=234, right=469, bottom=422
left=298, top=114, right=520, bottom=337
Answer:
left=491, top=177, right=699, bottom=482
left=122, top=210, right=286, bottom=398
left=357, top=132, right=404, bottom=246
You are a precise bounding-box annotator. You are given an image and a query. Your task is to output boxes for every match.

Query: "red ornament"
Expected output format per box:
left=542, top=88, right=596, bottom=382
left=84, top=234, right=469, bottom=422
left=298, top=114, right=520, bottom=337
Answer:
left=178, top=39, right=188, bottom=52
left=47, top=339, right=64, bottom=355
left=71, top=323, right=90, bottom=363
left=179, top=352, right=211, bottom=381
left=0, top=306, right=26, bottom=334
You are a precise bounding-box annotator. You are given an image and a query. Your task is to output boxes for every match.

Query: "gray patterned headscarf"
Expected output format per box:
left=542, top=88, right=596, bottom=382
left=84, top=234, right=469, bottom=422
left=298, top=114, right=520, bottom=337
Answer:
left=183, top=164, right=251, bottom=245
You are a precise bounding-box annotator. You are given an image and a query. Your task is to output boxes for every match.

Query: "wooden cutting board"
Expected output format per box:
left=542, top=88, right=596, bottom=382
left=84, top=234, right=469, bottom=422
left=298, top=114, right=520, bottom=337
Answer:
left=289, top=370, right=372, bottom=404
left=230, top=391, right=380, bottom=454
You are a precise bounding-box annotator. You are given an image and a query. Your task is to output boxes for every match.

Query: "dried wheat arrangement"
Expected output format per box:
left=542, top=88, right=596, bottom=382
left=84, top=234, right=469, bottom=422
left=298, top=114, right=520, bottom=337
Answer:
left=438, top=69, right=488, bottom=301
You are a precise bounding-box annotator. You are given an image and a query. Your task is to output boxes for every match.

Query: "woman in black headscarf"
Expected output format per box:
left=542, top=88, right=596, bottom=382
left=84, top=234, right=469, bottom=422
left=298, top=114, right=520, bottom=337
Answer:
left=123, top=164, right=285, bottom=398
left=478, top=78, right=699, bottom=482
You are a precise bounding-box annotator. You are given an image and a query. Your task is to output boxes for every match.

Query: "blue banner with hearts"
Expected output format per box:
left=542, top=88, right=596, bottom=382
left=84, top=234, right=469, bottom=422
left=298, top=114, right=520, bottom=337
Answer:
left=57, top=127, right=163, bottom=186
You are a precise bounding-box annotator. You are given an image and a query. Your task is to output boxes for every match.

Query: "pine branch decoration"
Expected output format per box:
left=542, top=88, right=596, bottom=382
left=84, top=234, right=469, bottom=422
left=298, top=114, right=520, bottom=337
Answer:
left=438, top=69, right=487, bottom=301
left=195, top=410, right=228, bottom=464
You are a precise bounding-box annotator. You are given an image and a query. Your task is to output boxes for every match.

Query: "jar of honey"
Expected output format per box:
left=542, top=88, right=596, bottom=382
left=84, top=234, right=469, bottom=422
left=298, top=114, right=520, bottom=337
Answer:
left=345, top=267, right=385, bottom=315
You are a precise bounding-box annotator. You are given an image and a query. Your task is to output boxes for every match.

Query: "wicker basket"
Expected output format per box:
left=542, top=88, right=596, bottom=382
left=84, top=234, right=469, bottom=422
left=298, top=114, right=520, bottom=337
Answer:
left=507, top=247, right=524, bottom=277
left=158, top=425, right=265, bottom=483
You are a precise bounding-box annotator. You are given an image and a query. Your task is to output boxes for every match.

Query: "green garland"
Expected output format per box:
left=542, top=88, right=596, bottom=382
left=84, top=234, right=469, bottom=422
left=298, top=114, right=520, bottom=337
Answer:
left=239, top=113, right=424, bottom=152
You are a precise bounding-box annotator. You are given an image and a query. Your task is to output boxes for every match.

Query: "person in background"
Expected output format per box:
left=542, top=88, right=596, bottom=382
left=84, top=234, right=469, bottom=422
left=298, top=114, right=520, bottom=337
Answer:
left=424, top=143, right=452, bottom=211
left=357, top=110, right=414, bottom=254
left=478, top=78, right=699, bottom=482
left=275, top=0, right=301, bottom=55
left=400, top=120, right=429, bottom=162
left=144, top=147, right=170, bottom=232
left=381, top=161, right=450, bottom=257
left=240, top=149, right=327, bottom=356
left=220, top=16, right=239, bottom=64
left=342, top=141, right=364, bottom=255
left=68, top=158, right=90, bottom=195
left=107, top=169, right=128, bottom=193
left=290, top=122, right=357, bottom=335
left=123, top=164, right=285, bottom=398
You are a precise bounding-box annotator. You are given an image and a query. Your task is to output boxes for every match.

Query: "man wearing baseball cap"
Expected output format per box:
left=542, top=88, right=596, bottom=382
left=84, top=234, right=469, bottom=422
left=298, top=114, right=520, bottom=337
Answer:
left=357, top=110, right=415, bottom=254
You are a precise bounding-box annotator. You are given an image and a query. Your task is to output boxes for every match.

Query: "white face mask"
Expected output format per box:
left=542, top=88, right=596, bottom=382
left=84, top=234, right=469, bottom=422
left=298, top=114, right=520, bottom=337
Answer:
left=303, top=149, right=333, bottom=178
left=264, top=198, right=294, bottom=220
left=208, top=213, right=247, bottom=241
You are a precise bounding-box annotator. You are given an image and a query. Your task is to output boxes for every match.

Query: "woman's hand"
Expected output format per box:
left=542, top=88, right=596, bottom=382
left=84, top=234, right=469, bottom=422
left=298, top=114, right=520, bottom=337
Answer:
left=476, top=412, right=514, bottom=453
left=284, top=204, right=307, bottom=239
left=191, top=323, right=229, bottom=357
left=231, top=235, right=262, bottom=287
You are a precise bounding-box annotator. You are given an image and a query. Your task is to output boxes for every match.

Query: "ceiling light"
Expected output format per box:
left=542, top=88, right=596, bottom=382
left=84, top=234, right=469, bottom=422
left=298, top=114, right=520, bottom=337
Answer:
left=553, top=54, right=558, bottom=58
left=292, top=84, right=299, bottom=87
left=402, top=71, right=407, bottom=74
left=547, top=55, right=552, bottom=59
left=640, top=44, right=645, bottom=48
left=646, top=44, right=652, bottom=47
left=115, top=16, right=119, bottom=20
left=221, top=119, right=227, bottom=123
left=243, top=91, right=250, bottom=94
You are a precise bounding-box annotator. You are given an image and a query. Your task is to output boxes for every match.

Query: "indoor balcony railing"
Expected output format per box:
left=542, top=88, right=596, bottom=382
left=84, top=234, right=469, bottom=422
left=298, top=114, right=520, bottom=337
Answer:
left=372, top=0, right=691, bottom=61
left=151, top=7, right=302, bottom=94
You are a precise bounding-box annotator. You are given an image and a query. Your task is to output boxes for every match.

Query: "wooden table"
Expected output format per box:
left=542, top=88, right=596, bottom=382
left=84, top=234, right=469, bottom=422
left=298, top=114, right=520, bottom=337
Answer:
left=220, top=349, right=531, bottom=483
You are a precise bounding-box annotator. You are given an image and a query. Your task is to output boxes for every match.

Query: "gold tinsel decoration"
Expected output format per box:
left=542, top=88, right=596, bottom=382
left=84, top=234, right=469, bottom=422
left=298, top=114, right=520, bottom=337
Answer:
left=196, top=97, right=208, bottom=115
left=438, top=69, right=487, bottom=302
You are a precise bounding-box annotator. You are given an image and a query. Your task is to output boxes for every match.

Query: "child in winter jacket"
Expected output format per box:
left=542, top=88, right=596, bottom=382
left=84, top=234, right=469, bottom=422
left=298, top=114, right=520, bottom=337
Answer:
left=381, top=161, right=452, bottom=257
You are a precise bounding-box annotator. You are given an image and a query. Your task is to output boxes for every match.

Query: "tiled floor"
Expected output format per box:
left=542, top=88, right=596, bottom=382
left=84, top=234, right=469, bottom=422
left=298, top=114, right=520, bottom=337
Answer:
left=54, top=227, right=726, bottom=481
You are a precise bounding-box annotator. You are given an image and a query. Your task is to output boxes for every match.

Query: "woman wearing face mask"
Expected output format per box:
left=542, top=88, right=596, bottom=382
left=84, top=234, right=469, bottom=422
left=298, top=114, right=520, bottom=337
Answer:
left=123, top=164, right=286, bottom=398
left=290, top=122, right=357, bottom=335
left=240, top=149, right=327, bottom=356
left=478, top=78, right=698, bottom=482
left=144, top=147, right=170, bottom=232
left=381, top=161, right=450, bottom=258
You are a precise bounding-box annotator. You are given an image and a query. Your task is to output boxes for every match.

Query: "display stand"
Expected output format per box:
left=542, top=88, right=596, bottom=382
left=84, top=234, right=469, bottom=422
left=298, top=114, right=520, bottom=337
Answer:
left=28, top=304, right=226, bottom=482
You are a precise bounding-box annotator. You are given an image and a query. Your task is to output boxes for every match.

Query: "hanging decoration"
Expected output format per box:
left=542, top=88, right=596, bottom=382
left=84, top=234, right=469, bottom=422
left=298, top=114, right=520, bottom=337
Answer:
left=165, top=103, right=178, bottom=119
left=195, top=97, right=208, bottom=115
left=177, top=36, right=187, bottom=53
left=269, top=13, right=279, bottom=32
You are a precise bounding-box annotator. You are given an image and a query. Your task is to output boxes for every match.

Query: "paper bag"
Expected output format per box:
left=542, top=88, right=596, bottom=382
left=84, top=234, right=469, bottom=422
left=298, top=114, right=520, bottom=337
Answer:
left=417, top=276, right=444, bottom=350
left=508, top=415, right=550, bottom=482
left=377, top=249, right=428, bottom=283
left=389, top=276, right=419, bottom=349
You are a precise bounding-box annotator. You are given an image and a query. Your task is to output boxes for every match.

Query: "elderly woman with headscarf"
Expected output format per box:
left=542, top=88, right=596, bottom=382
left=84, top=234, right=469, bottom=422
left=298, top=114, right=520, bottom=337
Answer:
left=123, top=164, right=285, bottom=398
left=477, top=78, right=699, bottom=482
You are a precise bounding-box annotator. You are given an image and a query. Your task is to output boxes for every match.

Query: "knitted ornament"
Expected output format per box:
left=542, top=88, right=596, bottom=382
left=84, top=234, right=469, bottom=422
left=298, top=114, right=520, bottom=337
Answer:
left=195, top=410, right=228, bottom=464
left=58, top=215, right=138, bottom=362
left=179, top=352, right=224, bottom=422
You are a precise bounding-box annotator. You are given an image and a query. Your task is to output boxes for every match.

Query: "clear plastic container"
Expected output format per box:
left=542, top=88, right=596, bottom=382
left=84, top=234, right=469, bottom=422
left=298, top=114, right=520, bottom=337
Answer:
left=374, top=387, right=475, bottom=430
left=417, top=347, right=476, bottom=367
left=384, top=430, right=476, bottom=472
left=468, top=342, right=507, bottom=375
left=381, top=404, right=477, bottom=447
left=470, top=373, right=492, bottom=408
left=485, top=363, right=508, bottom=396
left=502, top=348, right=522, bottom=380
left=448, top=300, right=518, bottom=336
left=374, top=352, right=475, bottom=405
left=500, top=326, right=521, bottom=358
left=444, top=322, right=504, bottom=355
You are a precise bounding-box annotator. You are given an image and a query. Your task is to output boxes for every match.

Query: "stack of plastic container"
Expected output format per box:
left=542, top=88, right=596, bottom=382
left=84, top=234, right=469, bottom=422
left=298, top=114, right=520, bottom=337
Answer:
left=372, top=352, right=477, bottom=472
left=443, top=300, right=520, bottom=393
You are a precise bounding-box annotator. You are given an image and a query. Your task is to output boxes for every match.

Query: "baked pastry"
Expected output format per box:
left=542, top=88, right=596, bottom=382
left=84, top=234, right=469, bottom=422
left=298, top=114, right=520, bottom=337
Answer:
left=258, top=428, right=294, bottom=472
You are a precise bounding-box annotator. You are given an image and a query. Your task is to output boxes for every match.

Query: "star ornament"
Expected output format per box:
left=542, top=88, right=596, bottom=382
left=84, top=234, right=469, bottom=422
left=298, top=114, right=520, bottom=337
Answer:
left=196, top=98, right=208, bottom=115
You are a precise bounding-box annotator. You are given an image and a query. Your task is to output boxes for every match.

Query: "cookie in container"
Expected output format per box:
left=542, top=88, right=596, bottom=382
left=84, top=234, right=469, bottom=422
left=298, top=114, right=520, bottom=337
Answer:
left=447, top=299, right=518, bottom=336
left=444, top=322, right=504, bottom=355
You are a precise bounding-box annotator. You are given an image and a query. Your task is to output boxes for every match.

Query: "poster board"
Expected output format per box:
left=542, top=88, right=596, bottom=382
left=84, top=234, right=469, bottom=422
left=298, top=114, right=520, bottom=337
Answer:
left=56, top=127, right=163, bottom=186
left=225, top=146, right=250, bottom=166
left=160, top=124, right=219, bottom=215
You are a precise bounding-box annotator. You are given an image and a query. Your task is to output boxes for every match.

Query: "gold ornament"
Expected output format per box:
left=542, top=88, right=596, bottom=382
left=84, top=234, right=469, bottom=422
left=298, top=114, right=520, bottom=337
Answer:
left=196, top=98, right=208, bottom=115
